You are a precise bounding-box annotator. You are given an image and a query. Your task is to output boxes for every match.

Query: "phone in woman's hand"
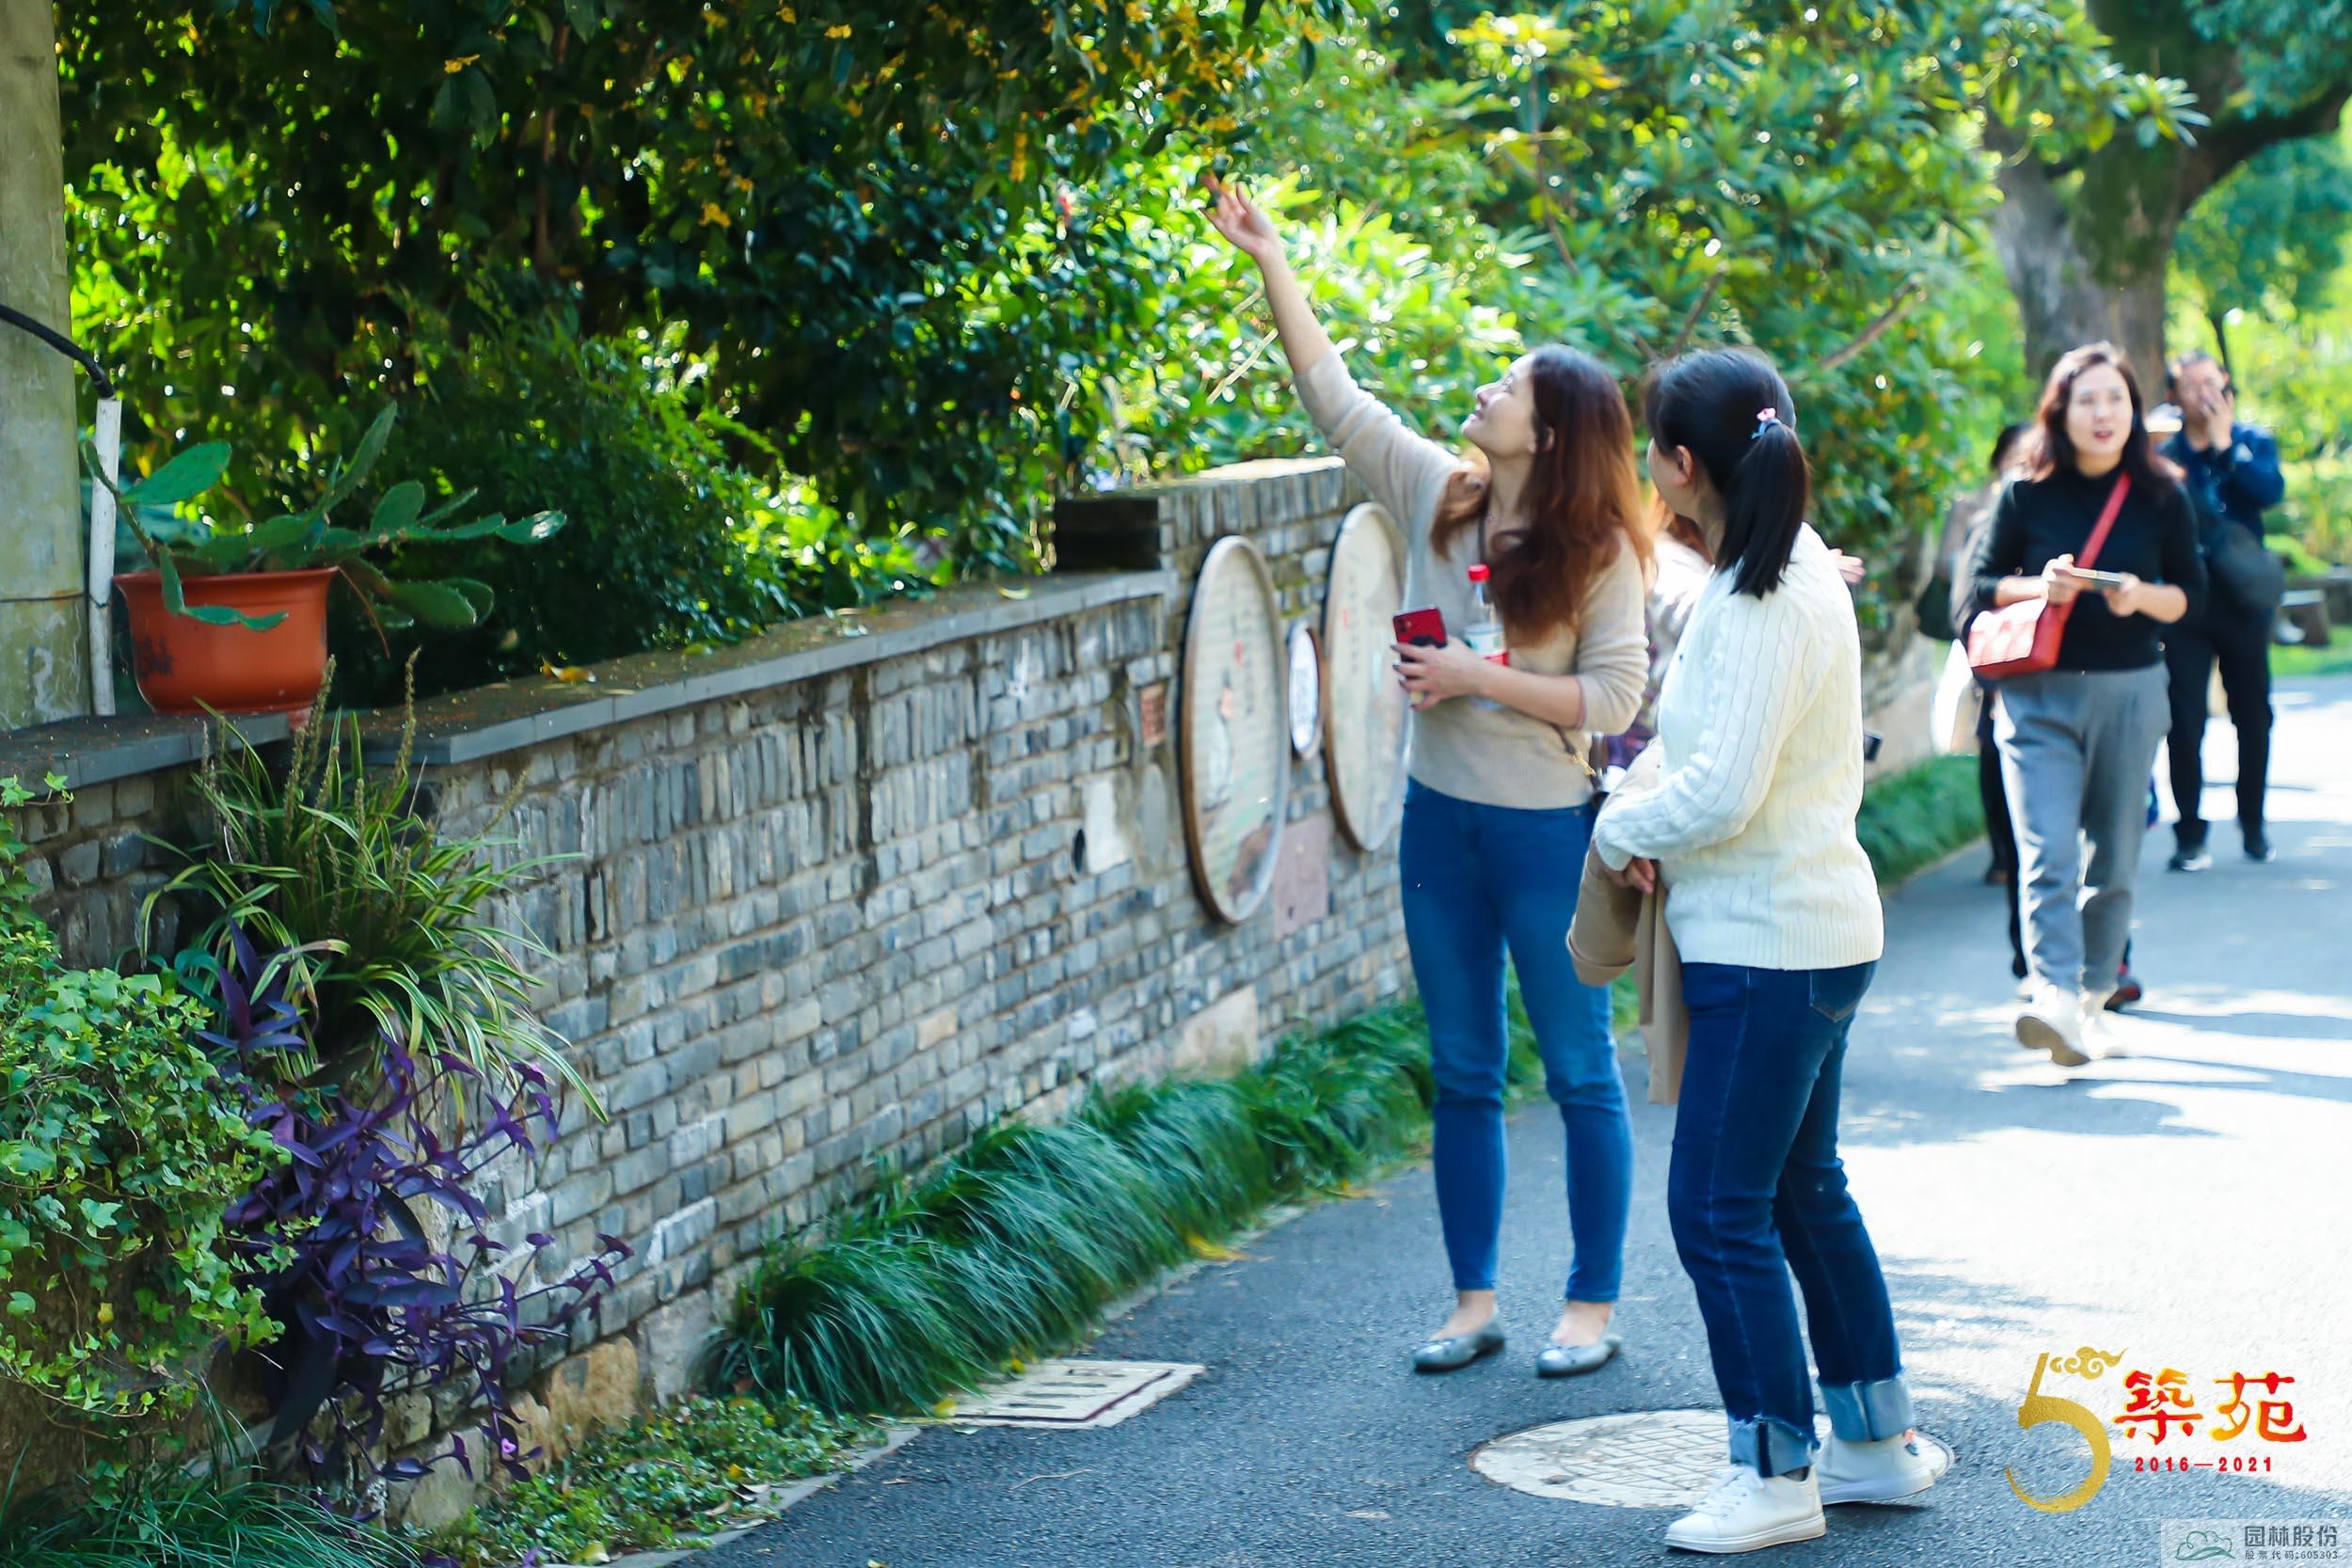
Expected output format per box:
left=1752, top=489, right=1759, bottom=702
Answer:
left=1392, top=607, right=1447, bottom=648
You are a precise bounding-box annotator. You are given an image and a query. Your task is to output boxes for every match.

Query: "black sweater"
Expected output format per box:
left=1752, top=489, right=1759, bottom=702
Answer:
left=1964, top=467, right=2209, bottom=672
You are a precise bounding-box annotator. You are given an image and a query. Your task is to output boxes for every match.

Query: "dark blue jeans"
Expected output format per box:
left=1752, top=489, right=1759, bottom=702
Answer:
left=1670, top=960, right=1913, bottom=1476
left=1399, top=781, right=1631, bottom=1303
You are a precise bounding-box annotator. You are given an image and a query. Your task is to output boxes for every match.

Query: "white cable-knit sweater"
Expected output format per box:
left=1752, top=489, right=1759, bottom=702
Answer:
left=1591, top=526, right=1883, bottom=971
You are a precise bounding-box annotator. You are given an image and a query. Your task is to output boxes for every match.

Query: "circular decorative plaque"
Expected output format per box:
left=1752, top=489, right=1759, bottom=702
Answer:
left=1286, top=621, right=1323, bottom=760
left=1179, top=536, right=1290, bottom=924
left=1321, top=503, right=1411, bottom=851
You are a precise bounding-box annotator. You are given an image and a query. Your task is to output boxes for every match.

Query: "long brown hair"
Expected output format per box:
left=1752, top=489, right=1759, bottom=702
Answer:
left=1431, top=346, right=1649, bottom=639
left=2023, top=341, right=2185, bottom=493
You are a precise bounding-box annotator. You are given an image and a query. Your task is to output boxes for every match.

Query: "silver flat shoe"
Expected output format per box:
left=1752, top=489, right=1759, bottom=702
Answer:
left=1535, top=1331, right=1623, bottom=1377
left=1411, top=1319, right=1504, bottom=1372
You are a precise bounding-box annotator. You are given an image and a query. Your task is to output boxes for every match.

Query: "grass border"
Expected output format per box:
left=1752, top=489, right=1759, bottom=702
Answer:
left=709, top=998, right=1540, bottom=1418
left=1856, top=753, right=1985, bottom=889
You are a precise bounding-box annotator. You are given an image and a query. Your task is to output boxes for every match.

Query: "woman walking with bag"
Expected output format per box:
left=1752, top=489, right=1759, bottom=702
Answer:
left=1207, top=185, right=1652, bottom=1375
left=1594, top=349, right=1943, bottom=1554
left=1963, top=343, right=2205, bottom=1068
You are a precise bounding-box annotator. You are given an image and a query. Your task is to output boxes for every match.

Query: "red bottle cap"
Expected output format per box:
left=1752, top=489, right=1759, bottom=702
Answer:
left=1468, top=563, right=1490, bottom=583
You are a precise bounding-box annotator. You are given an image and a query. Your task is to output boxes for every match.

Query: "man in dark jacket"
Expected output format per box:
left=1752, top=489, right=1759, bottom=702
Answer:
left=2160, top=351, right=2285, bottom=870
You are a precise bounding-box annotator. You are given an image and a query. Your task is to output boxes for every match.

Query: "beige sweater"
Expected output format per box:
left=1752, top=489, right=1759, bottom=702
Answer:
left=1296, top=354, right=1648, bottom=810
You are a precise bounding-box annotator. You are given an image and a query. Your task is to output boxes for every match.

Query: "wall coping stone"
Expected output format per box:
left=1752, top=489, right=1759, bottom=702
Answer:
left=0, top=710, right=294, bottom=793
left=0, top=572, right=1168, bottom=784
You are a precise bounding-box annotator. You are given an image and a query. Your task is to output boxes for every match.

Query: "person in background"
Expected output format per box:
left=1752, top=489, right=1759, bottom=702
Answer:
left=1597, top=349, right=1945, bottom=1554
left=1607, top=515, right=1720, bottom=781
left=1964, top=343, right=2206, bottom=1069
left=1208, top=183, right=1654, bottom=1380
left=2159, top=350, right=2285, bottom=870
left=1946, top=424, right=2034, bottom=982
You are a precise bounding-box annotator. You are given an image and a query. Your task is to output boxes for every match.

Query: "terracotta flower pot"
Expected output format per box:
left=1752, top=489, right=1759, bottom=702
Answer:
left=114, top=566, right=338, bottom=717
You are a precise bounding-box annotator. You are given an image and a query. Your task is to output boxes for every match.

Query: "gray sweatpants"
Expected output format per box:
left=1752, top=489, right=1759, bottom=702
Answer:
left=1992, top=666, right=2171, bottom=993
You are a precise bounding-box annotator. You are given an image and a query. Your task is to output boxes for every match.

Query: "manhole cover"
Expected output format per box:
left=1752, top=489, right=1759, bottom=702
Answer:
left=956, top=1359, right=1203, bottom=1429
left=1472, top=1410, right=1952, bottom=1510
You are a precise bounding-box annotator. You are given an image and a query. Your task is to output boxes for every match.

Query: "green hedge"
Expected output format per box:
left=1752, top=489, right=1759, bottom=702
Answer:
left=712, top=999, right=1540, bottom=1417
left=1856, top=754, right=1987, bottom=889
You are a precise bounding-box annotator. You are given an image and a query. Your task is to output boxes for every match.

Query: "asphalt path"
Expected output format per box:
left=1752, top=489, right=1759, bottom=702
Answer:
left=716, top=675, right=2352, bottom=1568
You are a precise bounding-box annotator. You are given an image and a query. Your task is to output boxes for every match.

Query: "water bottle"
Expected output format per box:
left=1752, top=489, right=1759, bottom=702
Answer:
left=1465, top=563, right=1507, bottom=710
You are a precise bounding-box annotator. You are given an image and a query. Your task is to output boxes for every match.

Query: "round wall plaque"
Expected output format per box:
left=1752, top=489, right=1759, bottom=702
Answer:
left=1287, top=621, right=1323, bottom=760
left=1322, top=503, right=1411, bottom=851
left=1179, top=536, right=1290, bottom=924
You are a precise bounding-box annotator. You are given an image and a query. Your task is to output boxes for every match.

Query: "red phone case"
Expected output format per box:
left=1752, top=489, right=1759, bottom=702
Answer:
left=1393, top=607, right=1446, bottom=647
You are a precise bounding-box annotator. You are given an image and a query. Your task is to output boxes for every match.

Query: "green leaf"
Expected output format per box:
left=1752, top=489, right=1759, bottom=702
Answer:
left=388, top=578, right=486, bottom=628
left=372, top=481, right=426, bottom=534
left=417, top=485, right=483, bottom=526
left=6, top=1292, right=32, bottom=1318
left=238, top=513, right=318, bottom=556
left=158, top=553, right=289, bottom=631
left=446, top=577, right=497, bottom=620
left=122, top=443, right=232, bottom=507
left=497, top=510, right=567, bottom=544
left=320, top=407, right=396, bottom=513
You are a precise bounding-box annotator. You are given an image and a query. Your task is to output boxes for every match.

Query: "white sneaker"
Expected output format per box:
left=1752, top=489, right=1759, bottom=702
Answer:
left=2076, top=994, right=2122, bottom=1061
left=2015, top=985, right=2089, bottom=1068
left=1665, top=1465, right=1826, bottom=1554
left=1817, top=1430, right=1951, bottom=1505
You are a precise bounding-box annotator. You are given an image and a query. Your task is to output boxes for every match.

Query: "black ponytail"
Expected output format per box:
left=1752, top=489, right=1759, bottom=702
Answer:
left=1642, top=348, right=1813, bottom=598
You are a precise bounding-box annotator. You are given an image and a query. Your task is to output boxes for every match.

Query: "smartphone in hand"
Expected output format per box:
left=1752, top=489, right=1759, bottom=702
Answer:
left=1392, top=607, right=1446, bottom=647
left=2057, top=565, right=2133, bottom=590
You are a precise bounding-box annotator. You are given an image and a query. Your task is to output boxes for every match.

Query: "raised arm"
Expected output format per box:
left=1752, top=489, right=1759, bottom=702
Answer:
left=1207, top=185, right=1459, bottom=532
left=1208, top=185, right=1335, bottom=385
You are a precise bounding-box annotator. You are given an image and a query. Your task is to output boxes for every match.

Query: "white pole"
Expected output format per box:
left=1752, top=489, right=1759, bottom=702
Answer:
left=87, top=395, right=120, bottom=716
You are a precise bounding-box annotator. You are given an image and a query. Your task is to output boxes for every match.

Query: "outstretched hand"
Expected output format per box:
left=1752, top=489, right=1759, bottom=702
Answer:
left=1208, top=182, right=1285, bottom=265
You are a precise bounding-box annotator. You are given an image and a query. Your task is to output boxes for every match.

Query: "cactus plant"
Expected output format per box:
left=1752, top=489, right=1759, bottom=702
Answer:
left=98, top=405, right=565, bottom=634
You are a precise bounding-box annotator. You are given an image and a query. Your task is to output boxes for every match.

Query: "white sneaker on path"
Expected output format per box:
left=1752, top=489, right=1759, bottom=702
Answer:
left=1664, top=1465, right=1826, bottom=1554
left=1816, top=1431, right=1951, bottom=1505
left=2016, top=984, right=2089, bottom=1068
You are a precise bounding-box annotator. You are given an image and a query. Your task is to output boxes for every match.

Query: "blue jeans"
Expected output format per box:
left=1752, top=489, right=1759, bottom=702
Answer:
left=1670, top=961, right=1912, bottom=1476
left=1399, top=781, right=1631, bottom=1303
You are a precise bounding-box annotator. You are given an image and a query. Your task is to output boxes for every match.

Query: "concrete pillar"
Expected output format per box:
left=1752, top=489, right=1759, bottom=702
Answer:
left=0, top=0, right=90, bottom=727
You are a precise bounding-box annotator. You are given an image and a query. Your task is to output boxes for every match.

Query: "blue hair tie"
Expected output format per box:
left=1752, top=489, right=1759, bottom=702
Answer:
left=1752, top=407, right=1782, bottom=440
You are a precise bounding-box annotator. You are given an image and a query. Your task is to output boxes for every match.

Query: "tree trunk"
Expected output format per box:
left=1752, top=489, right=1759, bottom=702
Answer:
left=1991, top=150, right=2178, bottom=388
left=1992, top=0, right=2352, bottom=399
left=0, top=0, right=90, bottom=726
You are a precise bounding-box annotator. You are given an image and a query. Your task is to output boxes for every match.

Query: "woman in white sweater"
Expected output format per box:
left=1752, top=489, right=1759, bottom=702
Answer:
left=1208, top=187, right=1652, bottom=1379
left=1593, top=349, right=1945, bottom=1553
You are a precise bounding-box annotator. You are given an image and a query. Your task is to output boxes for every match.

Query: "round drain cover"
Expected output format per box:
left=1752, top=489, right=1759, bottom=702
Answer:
left=1472, top=1411, right=1953, bottom=1511
left=1474, top=1409, right=1728, bottom=1509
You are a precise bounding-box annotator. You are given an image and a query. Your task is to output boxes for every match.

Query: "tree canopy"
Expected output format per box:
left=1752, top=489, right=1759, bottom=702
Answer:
left=50, top=0, right=2345, bottom=691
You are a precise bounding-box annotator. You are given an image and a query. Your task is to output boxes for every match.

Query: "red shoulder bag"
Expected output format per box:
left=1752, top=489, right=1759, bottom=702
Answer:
left=1967, top=474, right=2130, bottom=679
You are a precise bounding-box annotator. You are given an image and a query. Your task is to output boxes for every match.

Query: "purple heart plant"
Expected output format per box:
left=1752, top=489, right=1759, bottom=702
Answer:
left=199, top=925, right=628, bottom=1497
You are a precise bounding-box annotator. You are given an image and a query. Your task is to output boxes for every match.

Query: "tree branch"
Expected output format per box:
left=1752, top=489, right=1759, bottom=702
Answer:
left=1813, top=284, right=1926, bottom=373
left=2187, top=79, right=2352, bottom=202
left=1666, top=275, right=1722, bottom=359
